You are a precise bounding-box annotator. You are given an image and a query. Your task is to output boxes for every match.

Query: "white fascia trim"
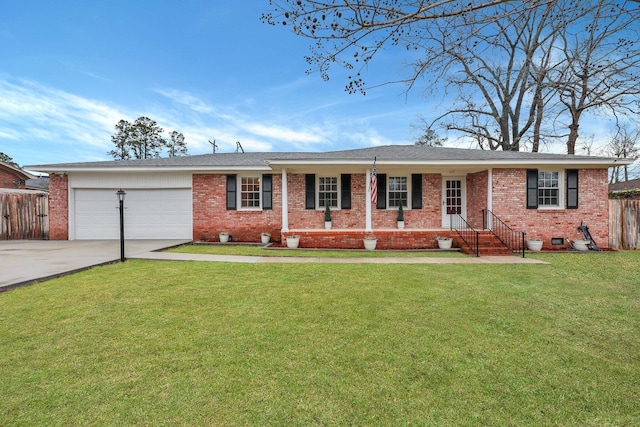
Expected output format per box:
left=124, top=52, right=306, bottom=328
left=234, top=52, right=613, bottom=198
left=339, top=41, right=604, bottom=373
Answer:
left=266, top=159, right=628, bottom=168
left=26, top=166, right=273, bottom=174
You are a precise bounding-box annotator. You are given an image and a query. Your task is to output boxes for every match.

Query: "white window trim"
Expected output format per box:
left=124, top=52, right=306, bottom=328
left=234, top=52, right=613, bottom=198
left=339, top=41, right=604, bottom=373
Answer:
left=538, top=170, right=564, bottom=210
left=387, top=175, right=411, bottom=210
left=238, top=175, right=262, bottom=210
left=316, top=176, right=341, bottom=210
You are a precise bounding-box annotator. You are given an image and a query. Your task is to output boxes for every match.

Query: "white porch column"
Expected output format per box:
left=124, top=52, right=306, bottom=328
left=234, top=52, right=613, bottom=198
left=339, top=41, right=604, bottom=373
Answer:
left=281, top=169, right=289, bottom=232
left=487, top=168, right=493, bottom=229
left=365, top=168, right=372, bottom=232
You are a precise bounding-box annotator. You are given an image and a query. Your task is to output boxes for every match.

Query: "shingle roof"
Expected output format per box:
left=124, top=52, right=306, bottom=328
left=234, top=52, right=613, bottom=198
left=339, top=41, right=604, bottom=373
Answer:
left=609, top=178, right=640, bottom=192
left=26, top=144, right=624, bottom=172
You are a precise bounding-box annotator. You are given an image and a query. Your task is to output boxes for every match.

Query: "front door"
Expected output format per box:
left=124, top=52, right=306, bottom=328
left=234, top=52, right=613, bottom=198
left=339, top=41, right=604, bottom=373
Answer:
left=442, top=177, right=466, bottom=228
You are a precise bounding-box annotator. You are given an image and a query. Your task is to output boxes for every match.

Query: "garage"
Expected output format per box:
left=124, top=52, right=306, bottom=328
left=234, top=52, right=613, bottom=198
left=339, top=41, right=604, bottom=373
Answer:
left=73, top=188, right=192, bottom=240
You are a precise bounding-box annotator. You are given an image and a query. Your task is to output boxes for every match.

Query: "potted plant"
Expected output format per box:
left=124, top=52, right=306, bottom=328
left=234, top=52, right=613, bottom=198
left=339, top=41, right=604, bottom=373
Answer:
left=363, top=236, right=377, bottom=251
left=286, top=234, right=300, bottom=249
left=436, top=236, right=453, bottom=249
left=219, top=231, right=230, bottom=243
left=527, top=238, right=543, bottom=251
left=324, top=203, right=332, bottom=230
left=397, top=203, right=405, bottom=229
left=261, top=232, right=271, bottom=244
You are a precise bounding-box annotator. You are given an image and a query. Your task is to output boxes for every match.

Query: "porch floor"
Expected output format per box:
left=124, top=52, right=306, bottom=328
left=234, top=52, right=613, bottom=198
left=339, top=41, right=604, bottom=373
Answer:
left=281, top=228, right=456, bottom=250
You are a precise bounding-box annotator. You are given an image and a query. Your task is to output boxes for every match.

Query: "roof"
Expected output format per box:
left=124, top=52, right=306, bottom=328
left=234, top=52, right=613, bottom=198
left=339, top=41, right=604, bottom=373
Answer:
left=1, top=161, right=36, bottom=180
left=609, top=178, right=640, bottom=192
left=26, top=145, right=629, bottom=174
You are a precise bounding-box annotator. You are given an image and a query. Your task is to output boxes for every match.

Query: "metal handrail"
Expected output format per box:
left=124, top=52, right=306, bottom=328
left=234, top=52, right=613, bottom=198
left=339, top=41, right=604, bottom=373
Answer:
left=482, top=209, right=526, bottom=258
left=450, top=214, right=479, bottom=257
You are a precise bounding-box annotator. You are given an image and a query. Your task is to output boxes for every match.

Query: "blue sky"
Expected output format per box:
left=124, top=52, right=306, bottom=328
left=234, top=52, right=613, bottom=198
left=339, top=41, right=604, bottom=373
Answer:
left=1, top=1, right=441, bottom=167
left=0, top=1, right=621, bottom=169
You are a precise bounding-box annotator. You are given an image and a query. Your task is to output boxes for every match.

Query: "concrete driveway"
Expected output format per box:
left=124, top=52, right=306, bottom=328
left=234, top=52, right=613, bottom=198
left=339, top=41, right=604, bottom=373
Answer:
left=0, top=240, right=190, bottom=291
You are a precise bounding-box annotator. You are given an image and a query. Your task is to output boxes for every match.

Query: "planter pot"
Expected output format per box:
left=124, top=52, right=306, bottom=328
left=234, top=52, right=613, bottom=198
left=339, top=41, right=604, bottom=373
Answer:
left=573, top=239, right=590, bottom=251
left=437, top=238, right=453, bottom=249
left=397, top=220, right=405, bottom=230
left=286, top=236, right=300, bottom=249
left=527, top=239, right=543, bottom=251
left=261, top=234, right=270, bottom=244
left=219, top=233, right=229, bottom=243
left=363, top=238, right=377, bottom=251
left=325, top=221, right=332, bottom=230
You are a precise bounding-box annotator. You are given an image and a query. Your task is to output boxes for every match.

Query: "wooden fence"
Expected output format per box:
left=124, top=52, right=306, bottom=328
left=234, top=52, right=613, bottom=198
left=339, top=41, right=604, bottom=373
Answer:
left=609, top=199, right=640, bottom=249
left=0, top=191, right=49, bottom=240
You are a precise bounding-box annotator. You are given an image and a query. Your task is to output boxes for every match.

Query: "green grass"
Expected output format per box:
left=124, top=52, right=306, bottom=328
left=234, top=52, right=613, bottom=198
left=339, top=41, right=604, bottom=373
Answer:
left=1, top=252, right=639, bottom=425
left=168, top=243, right=468, bottom=257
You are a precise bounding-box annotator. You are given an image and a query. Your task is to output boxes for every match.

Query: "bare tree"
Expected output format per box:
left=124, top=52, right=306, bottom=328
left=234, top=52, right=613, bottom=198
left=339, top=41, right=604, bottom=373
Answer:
left=262, top=0, right=534, bottom=94
left=412, top=116, right=446, bottom=146
left=608, top=125, right=640, bottom=183
left=265, top=0, right=640, bottom=154
left=550, top=0, right=640, bottom=155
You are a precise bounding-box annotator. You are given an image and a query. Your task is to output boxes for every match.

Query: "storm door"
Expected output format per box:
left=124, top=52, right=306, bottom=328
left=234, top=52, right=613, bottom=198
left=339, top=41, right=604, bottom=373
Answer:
left=442, top=178, right=466, bottom=228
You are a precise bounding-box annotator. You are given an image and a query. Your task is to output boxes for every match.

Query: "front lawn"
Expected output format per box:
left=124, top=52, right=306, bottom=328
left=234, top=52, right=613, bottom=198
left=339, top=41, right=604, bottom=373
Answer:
left=1, top=252, right=638, bottom=425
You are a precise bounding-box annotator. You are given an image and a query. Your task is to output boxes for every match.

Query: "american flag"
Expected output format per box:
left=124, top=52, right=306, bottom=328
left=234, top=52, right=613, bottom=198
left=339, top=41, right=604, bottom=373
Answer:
left=370, top=157, right=377, bottom=205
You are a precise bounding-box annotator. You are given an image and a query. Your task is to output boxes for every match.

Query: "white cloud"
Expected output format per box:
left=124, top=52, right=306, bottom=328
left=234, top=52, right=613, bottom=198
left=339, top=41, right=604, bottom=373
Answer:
left=153, top=88, right=215, bottom=114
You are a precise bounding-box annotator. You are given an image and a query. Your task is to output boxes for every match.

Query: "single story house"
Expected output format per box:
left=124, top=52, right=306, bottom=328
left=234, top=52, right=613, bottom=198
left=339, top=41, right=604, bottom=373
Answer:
left=27, top=145, right=629, bottom=251
left=1, top=161, right=35, bottom=190
left=609, top=178, right=640, bottom=198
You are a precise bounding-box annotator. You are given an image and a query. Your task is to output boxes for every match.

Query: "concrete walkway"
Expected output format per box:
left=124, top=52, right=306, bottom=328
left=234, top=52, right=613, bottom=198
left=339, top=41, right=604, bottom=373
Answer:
left=1, top=240, right=547, bottom=291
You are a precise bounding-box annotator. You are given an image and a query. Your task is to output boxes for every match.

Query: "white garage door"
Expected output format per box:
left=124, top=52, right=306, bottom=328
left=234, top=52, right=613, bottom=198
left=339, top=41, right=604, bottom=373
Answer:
left=74, top=188, right=192, bottom=239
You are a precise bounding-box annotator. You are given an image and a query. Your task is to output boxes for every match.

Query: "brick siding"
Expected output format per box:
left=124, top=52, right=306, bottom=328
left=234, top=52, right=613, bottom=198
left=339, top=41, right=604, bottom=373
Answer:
left=46, top=167, right=612, bottom=250
left=491, top=168, right=609, bottom=249
left=0, top=169, right=27, bottom=189
left=192, top=174, right=283, bottom=242
left=48, top=174, right=69, bottom=240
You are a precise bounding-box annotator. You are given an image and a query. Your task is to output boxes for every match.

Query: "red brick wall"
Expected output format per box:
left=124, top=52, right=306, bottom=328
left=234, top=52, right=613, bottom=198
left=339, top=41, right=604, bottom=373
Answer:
left=287, top=173, right=444, bottom=230
left=0, top=169, right=27, bottom=189
left=282, top=230, right=454, bottom=249
left=49, top=174, right=68, bottom=240
left=492, top=168, right=609, bottom=249
left=192, top=174, right=283, bottom=242
left=466, top=171, right=488, bottom=229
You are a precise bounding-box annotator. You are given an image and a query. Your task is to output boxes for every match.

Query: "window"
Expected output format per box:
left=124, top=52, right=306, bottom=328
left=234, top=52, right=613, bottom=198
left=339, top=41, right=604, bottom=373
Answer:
left=318, top=177, right=339, bottom=208
left=527, top=169, right=570, bottom=210
left=538, top=171, right=559, bottom=207
left=388, top=176, right=408, bottom=208
left=240, top=176, right=261, bottom=209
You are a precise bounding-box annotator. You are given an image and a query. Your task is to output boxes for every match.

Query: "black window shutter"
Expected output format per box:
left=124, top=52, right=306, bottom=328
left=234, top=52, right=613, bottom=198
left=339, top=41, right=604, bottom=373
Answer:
left=376, top=173, right=387, bottom=209
left=262, top=174, right=273, bottom=210
left=526, top=169, right=538, bottom=209
left=566, top=169, right=578, bottom=209
left=411, top=174, right=422, bottom=209
left=226, top=175, right=237, bottom=210
left=341, top=174, right=351, bottom=209
left=305, top=174, right=316, bottom=209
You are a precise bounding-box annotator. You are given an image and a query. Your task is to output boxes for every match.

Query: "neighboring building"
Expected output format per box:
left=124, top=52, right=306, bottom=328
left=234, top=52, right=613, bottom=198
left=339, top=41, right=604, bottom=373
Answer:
left=25, top=176, right=50, bottom=192
left=27, top=145, right=629, bottom=250
left=0, top=161, right=35, bottom=190
left=609, top=178, right=640, bottom=197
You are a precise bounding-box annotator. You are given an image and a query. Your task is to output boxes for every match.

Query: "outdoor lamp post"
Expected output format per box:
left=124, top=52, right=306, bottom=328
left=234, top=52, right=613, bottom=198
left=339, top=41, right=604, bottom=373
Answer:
left=116, top=189, right=126, bottom=262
